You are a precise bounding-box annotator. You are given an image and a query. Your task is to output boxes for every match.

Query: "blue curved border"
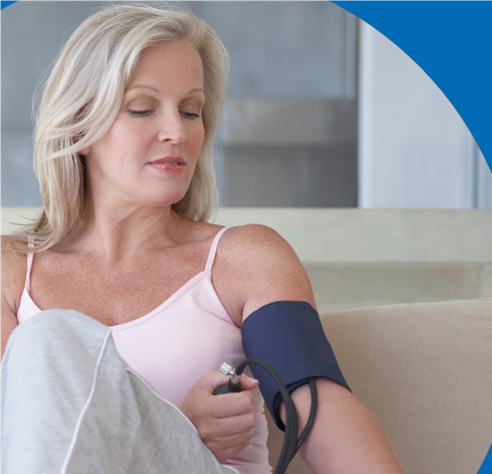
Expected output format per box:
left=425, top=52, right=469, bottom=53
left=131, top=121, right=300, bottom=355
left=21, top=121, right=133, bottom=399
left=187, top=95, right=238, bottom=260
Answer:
left=333, top=1, right=492, bottom=174
left=333, top=0, right=492, bottom=462
left=1, top=1, right=17, bottom=10
left=478, top=444, right=492, bottom=474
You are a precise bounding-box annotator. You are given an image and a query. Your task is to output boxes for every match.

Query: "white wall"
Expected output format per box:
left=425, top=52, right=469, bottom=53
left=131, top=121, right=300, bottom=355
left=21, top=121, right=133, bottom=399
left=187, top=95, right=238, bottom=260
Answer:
left=358, top=22, right=478, bottom=209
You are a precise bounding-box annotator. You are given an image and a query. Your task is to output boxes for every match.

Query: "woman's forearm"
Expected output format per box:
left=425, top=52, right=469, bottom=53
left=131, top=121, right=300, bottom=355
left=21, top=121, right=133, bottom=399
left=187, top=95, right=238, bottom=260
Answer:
left=280, top=378, right=403, bottom=474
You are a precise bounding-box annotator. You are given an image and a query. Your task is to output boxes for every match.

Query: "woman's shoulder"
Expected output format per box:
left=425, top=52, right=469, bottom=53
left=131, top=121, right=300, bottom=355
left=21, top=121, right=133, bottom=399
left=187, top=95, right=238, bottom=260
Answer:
left=1, top=235, right=28, bottom=272
left=1, top=235, right=29, bottom=313
left=214, top=224, right=317, bottom=321
left=220, top=224, right=299, bottom=264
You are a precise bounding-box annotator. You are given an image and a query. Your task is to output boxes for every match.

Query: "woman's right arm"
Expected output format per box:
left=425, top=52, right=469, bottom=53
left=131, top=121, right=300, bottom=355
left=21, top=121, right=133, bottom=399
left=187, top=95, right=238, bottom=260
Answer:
left=1, top=293, right=18, bottom=359
left=1, top=236, right=24, bottom=359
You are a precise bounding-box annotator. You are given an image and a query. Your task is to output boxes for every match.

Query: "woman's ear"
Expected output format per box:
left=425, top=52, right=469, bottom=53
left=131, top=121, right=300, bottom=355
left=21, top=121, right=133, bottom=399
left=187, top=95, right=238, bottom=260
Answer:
left=79, top=146, right=92, bottom=156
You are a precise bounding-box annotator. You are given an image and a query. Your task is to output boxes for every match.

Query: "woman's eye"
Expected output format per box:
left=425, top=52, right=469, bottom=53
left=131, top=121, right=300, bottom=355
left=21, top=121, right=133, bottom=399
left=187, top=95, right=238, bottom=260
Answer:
left=182, top=112, right=201, bottom=120
left=129, top=110, right=154, bottom=117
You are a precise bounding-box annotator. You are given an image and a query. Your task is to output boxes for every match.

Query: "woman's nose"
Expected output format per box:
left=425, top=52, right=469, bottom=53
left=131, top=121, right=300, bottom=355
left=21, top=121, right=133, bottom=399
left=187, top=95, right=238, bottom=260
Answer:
left=157, top=111, right=186, bottom=144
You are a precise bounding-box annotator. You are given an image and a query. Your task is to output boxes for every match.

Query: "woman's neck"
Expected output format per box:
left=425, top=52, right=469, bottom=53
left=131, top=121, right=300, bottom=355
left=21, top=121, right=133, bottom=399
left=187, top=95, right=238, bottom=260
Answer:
left=65, top=199, right=187, bottom=264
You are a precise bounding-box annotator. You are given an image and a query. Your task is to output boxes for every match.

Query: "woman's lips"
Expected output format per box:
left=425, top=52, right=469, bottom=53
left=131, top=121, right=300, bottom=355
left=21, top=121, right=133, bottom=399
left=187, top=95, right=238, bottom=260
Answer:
left=147, top=157, right=185, bottom=174
left=148, top=156, right=184, bottom=165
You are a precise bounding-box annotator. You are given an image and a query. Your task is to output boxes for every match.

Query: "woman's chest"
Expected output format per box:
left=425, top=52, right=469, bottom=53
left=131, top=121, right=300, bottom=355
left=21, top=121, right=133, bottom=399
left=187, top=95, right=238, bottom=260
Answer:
left=112, top=299, right=243, bottom=402
left=29, top=251, right=208, bottom=326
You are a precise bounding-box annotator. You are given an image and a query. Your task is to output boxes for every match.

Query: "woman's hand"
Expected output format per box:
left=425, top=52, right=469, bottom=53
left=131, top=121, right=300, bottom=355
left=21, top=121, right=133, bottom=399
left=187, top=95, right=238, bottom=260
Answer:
left=176, top=371, right=259, bottom=463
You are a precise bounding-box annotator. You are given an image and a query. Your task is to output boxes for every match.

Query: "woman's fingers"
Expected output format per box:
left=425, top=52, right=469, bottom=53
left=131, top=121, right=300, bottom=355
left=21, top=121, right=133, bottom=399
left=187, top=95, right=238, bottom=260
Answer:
left=209, top=390, right=255, bottom=417
left=238, top=374, right=259, bottom=391
left=176, top=370, right=258, bottom=462
left=202, top=370, right=258, bottom=396
left=199, top=411, right=257, bottom=441
left=201, top=412, right=256, bottom=463
left=201, top=369, right=232, bottom=393
left=205, top=430, right=256, bottom=463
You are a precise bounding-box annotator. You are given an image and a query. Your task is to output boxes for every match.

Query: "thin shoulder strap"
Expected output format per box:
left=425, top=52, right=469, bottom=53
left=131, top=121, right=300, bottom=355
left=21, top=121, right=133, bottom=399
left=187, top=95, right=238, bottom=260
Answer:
left=25, top=236, right=35, bottom=292
left=205, top=227, right=231, bottom=278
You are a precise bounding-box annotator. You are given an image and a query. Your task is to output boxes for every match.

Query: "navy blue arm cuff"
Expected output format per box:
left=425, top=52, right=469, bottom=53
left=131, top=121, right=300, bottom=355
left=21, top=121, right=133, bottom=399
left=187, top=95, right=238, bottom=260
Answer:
left=241, top=301, right=351, bottom=430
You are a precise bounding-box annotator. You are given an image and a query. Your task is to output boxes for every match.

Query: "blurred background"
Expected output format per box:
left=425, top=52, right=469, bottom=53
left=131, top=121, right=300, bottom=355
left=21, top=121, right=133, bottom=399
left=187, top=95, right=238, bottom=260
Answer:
left=3, top=1, right=491, bottom=209
left=2, top=2, right=491, bottom=311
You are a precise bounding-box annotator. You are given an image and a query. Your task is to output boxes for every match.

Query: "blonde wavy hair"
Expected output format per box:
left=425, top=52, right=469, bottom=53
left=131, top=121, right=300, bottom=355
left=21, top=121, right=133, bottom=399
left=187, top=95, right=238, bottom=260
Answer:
left=20, top=3, right=228, bottom=252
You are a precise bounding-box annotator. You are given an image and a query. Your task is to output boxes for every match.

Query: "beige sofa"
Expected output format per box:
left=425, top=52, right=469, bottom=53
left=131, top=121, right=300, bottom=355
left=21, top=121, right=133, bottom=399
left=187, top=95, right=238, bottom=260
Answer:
left=265, top=299, right=492, bottom=474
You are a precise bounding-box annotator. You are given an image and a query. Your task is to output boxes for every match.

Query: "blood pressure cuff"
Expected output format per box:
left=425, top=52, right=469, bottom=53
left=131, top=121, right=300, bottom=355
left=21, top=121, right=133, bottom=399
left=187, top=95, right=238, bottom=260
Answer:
left=241, top=301, right=351, bottom=431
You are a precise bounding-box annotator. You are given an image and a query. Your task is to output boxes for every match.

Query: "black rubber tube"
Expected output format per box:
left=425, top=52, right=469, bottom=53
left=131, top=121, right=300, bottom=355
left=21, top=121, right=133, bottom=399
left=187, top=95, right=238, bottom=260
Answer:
left=233, top=358, right=318, bottom=474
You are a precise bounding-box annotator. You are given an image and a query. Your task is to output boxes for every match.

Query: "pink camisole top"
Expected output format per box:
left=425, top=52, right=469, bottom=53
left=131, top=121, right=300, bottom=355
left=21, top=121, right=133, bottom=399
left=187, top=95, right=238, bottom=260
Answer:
left=16, top=227, right=272, bottom=474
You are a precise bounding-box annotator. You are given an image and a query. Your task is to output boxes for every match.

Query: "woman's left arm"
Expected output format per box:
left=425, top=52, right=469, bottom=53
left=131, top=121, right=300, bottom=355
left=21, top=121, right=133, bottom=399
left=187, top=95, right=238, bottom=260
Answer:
left=215, top=225, right=403, bottom=473
left=282, top=379, right=403, bottom=474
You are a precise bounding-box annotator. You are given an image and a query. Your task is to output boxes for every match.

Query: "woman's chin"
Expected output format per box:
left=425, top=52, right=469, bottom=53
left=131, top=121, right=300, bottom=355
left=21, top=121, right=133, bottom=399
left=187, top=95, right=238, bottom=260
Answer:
left=143, top=192, right=188, bottom=208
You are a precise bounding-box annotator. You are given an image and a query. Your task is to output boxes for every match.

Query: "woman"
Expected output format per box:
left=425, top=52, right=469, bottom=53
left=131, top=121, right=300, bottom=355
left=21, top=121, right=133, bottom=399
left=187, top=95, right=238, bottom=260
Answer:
left=1, top=4, right=403, bottom=473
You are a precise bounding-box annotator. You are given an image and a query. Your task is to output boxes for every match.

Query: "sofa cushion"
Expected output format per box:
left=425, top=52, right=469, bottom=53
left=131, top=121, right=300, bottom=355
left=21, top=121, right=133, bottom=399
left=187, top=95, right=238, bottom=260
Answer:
left=265, top=299, right=492, bottom=474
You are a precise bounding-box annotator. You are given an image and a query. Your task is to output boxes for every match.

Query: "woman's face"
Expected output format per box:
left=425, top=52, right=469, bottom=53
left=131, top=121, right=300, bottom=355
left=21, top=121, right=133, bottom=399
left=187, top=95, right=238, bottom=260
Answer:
left=84, top=41, right=205, bottom=209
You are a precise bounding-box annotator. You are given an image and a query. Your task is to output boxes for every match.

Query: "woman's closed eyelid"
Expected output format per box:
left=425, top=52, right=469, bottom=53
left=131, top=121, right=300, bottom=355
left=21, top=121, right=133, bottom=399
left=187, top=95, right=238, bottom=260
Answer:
left=182, top=111, right=201, bottom=120
left=125, top=99, right=202, bottom=119
left=128, top=109, right=155, bottom=117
